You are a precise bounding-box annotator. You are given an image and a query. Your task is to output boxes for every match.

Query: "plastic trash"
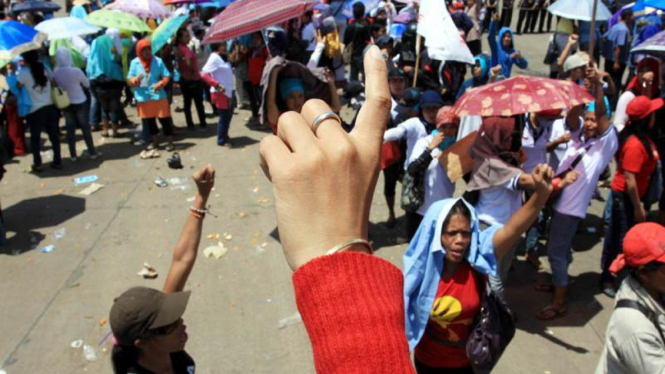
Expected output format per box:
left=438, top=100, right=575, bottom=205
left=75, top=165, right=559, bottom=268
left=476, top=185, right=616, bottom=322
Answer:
left=278, top=313, right=302, bottom=330
left=79, top=183, right=105, bottom=196
left=154, top=175, right=168, bottom=187
left=203, top=242, right=228, bottom=259
left=54, top=228, right=66, bottom=240
left=83, top=345, right=98, bottom=361
left=73, top=175, right=99, bottom=186
left=0, top=368, right=7, bottom=374
left=70, top=340, right=83, bottom=348
left=137, top=263, right=158, bottom=279
left=40, top=245, right=54, bottom=253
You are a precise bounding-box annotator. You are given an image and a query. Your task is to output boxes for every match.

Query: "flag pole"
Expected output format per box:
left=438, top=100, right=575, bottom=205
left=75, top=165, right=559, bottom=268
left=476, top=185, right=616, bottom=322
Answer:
left=589, top=0, right=598, bottom=59
left=413, top=35, right=421, bottom=87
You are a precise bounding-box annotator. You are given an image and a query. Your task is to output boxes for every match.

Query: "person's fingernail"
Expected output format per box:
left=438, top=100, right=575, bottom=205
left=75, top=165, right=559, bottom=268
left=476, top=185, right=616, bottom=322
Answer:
left=370, top=46, right=385, bottom=61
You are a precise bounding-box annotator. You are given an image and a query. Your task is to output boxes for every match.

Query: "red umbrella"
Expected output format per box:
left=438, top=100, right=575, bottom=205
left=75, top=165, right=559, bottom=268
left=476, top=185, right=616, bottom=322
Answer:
left=203, top=0, right=318, bottom=44
left=453, top=76, right=595, bottom=117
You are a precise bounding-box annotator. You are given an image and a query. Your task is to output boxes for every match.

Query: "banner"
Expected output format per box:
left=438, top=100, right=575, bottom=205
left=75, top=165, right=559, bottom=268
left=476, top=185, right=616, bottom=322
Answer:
left=417, top=0, right=474, bottom=64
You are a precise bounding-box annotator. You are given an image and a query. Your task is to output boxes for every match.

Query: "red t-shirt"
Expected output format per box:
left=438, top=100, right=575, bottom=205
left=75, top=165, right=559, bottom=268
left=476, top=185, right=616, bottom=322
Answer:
left=611, top=136, right=660, bottom=197
left=415, top=261, right=481, bottom=369
left=248, top=46, right=268, bottom=85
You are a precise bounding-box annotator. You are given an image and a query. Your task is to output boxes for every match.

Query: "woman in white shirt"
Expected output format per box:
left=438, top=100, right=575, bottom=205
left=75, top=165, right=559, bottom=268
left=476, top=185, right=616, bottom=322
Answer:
left=18, top=50, right=61, bottom=172
left=53, top=48, right=97, bottom=161
left=201, top=42, right=235, bottom=147
left=405, top=107, right=459, bottom=237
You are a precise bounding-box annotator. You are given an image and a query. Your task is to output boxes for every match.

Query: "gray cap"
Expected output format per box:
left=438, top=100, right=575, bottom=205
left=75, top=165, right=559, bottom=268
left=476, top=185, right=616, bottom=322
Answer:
left=563, top=53, right=589, bottom=72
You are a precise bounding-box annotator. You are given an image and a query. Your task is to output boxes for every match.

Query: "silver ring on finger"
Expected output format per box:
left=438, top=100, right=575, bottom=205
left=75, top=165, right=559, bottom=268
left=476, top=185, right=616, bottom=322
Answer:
left=310, top=111, right=341, bottom=133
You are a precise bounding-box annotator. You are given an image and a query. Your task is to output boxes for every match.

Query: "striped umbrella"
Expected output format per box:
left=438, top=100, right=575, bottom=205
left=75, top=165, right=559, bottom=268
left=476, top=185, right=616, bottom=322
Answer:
left=203, top=0, right=318, bottom=44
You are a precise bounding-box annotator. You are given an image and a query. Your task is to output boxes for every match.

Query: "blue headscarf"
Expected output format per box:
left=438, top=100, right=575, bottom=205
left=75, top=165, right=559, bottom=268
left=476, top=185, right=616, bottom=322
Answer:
left=86, top=35, right=124, bottom=81
left=280, top=78, right=304, bottom=101
left=70, top=5, right=87, bottom=19
left=474, top=55, right=489, bottom=82
left=403, top=198, right=501, bottom=350
left=587, top=96, right=612, bottom=120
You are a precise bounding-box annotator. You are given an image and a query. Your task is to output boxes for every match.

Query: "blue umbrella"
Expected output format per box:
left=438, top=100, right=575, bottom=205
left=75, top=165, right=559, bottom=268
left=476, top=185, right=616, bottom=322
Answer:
left=151, top=15, right=189, bottom=53
left=0, top=21, right=46, bottom=60
left=11, top=0, right=61, bottom=13
left=198, top=0, right=233, bottom=8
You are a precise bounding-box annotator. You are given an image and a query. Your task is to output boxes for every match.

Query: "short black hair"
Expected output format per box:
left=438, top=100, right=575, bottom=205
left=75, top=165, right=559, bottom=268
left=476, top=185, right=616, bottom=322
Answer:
left=442, top=200, right=472, bottom=233
left=621, top=9, right=633, bottom=20
left=353, top=2, right=365, bottom=19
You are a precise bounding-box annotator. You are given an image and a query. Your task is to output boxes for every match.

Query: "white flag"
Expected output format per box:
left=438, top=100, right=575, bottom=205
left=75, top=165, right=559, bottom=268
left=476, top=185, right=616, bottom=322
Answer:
left=416, top=0, right=474, bottom=64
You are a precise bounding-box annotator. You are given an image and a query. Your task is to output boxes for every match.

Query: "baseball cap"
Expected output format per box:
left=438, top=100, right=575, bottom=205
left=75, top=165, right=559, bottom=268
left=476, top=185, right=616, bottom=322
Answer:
left=436, top=106, right=459, bottom=126
left=110, top=287, right=191, bottom=346
left=563, top=53, right=589, bottom=72
left=375, top=35, right=394, bottom=50
left=388, top=64, right=405, bottom=80
left=626, top=95, right=664, bottom=121
left=609, top=223, right=665, bottom=274
left=420, top=90, right=444, bottom=108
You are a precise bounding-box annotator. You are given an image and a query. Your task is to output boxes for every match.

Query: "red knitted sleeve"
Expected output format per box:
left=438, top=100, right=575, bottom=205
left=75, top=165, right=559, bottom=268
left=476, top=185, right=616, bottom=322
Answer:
left=293, top=252, right=415, bottom=374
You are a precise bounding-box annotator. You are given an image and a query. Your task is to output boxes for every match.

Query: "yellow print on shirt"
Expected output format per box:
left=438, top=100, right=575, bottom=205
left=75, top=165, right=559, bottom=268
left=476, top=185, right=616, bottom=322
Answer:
left=430, top=296, right=474, bottom=341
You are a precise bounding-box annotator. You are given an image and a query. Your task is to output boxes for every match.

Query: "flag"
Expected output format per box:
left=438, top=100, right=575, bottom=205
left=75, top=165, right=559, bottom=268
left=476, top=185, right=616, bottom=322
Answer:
left=417, top=0, right=474, bottom=64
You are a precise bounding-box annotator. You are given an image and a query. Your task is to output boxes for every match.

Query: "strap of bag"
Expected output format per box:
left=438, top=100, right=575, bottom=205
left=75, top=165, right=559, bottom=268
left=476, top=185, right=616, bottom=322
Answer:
left=616, top=299, right=665, bottom=344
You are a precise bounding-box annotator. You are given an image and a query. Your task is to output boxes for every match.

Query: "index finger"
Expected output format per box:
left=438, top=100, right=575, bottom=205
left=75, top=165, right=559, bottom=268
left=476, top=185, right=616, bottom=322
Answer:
left=351, top=46, right=391, bottom=148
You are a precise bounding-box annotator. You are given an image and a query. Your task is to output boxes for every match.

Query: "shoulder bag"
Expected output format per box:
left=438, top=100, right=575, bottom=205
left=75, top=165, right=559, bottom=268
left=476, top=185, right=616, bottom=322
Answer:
left=466, top=270, right=516, bottom=374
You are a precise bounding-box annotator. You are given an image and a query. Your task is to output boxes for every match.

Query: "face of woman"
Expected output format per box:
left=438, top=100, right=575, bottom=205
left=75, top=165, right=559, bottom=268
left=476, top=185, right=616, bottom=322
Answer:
left=583, top=111, right=599, bottom=139
left=437, top=122, right=458, bottom=138
left=472, top=64, right=482, bottom=78
left=140, top=47, right=153, bottom=61
left=179, top=31, right=191, bottom=45
left=502, top=32, right=512, bottom=49
left=422, top=106, right=440, bottom=124
left=286, top=90, right=305, bottom=112
left=569, top=66, right=585, bottom=82
left=440, top=214, right=472, bottom=264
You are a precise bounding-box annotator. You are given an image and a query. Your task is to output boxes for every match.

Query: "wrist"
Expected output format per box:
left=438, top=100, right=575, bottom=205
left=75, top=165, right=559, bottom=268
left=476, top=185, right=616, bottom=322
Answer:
left=193, top=195, right=208, bottom=209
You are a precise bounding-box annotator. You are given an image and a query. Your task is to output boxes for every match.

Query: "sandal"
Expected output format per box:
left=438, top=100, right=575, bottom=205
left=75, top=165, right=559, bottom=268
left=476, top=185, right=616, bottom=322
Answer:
left=533, top=283, right=554, bottom=293
left=536, top=304, right=567, bottom=321
left=101, top=132, right=110, bottom=138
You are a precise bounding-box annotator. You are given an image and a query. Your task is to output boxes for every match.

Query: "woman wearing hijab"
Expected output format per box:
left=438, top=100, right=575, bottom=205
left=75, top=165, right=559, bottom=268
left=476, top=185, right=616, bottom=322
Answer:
left=54, top=47, right=97, bottom=161
left=403, top=163, right=554, bottom=374
left=384, top=90, right=444, bottom=239
left=456, top=54, right=493, bottom=100
left=87, top=32, right=125, bottom=138
left=127, top=39, right=175, bottom=151
left=488, top=13, right=528, bottom=78
left=406, top=107, right=460, bottom=219
left=110, top=165, right=215, bottom=374
left=18, top=50, right=62, bottom=172
left=614, top=58, right=661, bottom=132
left=201, top=42, right=235, bottom=146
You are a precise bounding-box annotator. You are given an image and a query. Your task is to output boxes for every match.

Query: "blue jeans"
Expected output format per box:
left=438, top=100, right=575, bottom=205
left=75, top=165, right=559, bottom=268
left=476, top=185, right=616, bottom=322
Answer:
left=89, top=86, right=100, bottom=126
left=63, top=102, right=96, bottom=158
left=601, top=190, right=635, bottom=284
left=216, top=107, right=233, bottom=145
left=525, top=209, right=547, bottom=254
left=547, top=210, right=581, bottom=287
left=27, top=105, right=61, bottom=167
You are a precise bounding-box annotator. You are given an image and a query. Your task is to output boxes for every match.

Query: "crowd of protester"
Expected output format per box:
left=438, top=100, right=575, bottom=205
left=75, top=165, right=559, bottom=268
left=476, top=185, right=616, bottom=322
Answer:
left=0, top=0, right=663, bottom=373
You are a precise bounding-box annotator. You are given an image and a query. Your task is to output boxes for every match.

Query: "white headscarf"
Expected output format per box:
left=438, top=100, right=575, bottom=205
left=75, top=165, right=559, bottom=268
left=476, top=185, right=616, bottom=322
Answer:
left=105, top=28, right=123, bottom=56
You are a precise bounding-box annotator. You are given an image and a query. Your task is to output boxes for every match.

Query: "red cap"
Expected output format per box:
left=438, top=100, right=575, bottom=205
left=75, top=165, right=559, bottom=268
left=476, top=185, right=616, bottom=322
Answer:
left=626, top=96, right=664, bottom=121
left=436, top=106, right=459, bottom=127
left=609, top=223, right=665, bottom=274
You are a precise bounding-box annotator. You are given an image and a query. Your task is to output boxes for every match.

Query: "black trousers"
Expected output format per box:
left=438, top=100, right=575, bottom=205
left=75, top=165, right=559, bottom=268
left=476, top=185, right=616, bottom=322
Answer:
left=180, top=79, right=207, bottom=128
left=516, top=8, right=533, bottom=33
left=244, top=81, right=262, bottom=118
left=500, top=4, right=513, bottom=29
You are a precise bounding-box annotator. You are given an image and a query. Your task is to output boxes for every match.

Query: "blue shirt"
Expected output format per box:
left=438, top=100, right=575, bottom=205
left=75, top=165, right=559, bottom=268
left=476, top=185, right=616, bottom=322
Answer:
left=127, top=57, right=171, bottom=103
left=603, top=22, right=631, bottom=63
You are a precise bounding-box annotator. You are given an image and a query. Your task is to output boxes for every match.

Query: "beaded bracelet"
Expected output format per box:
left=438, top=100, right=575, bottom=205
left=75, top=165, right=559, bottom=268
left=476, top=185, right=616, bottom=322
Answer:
left=325, top=239, right=374, bottom=256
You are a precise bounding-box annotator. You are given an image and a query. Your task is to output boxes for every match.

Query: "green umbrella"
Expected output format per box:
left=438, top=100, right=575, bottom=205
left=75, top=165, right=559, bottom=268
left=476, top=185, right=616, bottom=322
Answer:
left=151, top=14, right=188, bottom=53
left=85, top=9, right=151, bottom=33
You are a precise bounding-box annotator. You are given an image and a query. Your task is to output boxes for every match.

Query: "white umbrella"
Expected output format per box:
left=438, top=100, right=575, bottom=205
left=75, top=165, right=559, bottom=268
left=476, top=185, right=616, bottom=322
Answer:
left=35, top=17, right=100, bottom=40
left=547, top=0, right=613, bottom=22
